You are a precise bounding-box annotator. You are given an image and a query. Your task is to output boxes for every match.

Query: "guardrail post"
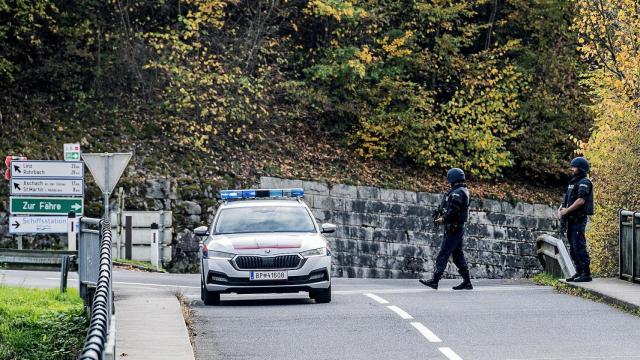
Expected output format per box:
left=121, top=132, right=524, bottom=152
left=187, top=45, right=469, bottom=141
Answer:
left=633, top=212, right=638, bottom=283
left=150, top=222, right=160, bottom=270
left=68, top=212, right=79, bottom=251
left=59, top=255, right=69, bottom=293
left=619, top=210, right=623, bottom=280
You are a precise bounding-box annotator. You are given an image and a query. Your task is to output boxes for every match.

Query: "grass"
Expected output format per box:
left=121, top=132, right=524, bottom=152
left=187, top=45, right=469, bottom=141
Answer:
left=0, top=286, right=88, bottom=360
left=531, top=272, right=640, bottom=317
left=114, top=258, right=166, bottom=272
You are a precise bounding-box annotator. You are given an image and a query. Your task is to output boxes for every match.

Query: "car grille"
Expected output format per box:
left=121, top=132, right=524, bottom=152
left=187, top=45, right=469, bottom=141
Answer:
left=234, top=255, right=302, bottom=270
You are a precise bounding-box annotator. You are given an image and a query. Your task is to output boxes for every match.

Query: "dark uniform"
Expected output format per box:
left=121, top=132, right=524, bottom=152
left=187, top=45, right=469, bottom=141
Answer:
left=563, top=160, right=594, bottom=282
left=434, top=184, right=470, bottom=277
left=420, top=168, right=472, bottom=290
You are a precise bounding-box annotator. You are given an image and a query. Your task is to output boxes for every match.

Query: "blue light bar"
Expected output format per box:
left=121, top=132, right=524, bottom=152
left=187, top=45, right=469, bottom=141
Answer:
left=220, top=188, right=304, bottom=200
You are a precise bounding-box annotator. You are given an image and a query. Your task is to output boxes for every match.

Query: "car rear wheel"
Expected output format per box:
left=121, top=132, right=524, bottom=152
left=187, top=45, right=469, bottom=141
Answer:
left=311, top=285, right=331, bottom=303
left=201, top=279, right=221, bottom=306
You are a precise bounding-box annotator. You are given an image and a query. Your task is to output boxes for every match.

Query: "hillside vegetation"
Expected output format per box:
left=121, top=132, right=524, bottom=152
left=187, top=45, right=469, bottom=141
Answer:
left=1, top=1, right=638, bottom=273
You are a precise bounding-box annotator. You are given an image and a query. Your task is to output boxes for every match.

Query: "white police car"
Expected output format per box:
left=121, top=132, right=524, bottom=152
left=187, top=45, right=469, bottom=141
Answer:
left=195, top=188, right=334, bottom=305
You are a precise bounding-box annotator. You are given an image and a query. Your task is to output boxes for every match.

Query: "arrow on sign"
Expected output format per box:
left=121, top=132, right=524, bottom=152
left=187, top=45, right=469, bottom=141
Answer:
left=12, top=221, right=20, bottom=229
left=13, top=165, right=21, bottom=173
left=13, top=182, right=20, bottom=191
left=71, top=203, right=82, bottom=211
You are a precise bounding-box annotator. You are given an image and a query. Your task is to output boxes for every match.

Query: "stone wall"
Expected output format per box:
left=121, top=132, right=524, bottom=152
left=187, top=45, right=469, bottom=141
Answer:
left=261, top=177, right=557, bottom=279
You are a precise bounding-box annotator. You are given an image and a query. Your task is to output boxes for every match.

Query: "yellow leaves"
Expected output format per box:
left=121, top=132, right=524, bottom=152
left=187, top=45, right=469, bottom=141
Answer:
left=356, top=46, right=374, bottom=64
left=379, top=31, right=414, bottom=57
left=305, top=0, right=365, bottom=21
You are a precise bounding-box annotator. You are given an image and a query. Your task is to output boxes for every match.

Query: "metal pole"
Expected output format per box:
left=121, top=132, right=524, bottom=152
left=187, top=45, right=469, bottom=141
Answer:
left=619, top=210, right=623, bottom=280
left=103, top=153, right=110, bottom=220
left=633, top=212, right=637, bottom=283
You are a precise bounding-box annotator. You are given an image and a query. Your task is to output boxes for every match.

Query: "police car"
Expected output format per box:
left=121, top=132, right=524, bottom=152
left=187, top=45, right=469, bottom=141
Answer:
left=195, top=188, right=334, bottom=305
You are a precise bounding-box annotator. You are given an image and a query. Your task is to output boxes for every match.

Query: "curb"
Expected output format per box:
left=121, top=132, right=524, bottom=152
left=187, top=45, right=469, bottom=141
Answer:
left=560, top=280, right=640, bottom=313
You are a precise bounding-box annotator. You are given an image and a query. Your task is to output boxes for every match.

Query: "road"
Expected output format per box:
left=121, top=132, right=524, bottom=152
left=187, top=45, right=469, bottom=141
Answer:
left=3, top=269, right=640, bottom=360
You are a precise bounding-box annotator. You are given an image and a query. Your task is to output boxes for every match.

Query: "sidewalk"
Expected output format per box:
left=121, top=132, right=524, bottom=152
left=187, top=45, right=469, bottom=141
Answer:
left=562, top=278, right=640, bottom=312
left=115, top=287, right=195, bottom=360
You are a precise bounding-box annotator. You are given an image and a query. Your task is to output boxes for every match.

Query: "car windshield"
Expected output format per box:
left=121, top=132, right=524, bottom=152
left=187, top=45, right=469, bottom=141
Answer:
left=214, top=206, right=316, bottom=234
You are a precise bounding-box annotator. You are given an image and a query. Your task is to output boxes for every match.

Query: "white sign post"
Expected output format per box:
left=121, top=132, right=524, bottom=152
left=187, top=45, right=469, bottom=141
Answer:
left=82, top=153, right=132, bottom=220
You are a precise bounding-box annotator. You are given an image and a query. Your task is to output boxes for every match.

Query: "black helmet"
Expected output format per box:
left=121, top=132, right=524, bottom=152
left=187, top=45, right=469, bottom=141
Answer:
left=447, top=168, right=466, bottom=184
left=570, top=157, right=590, bottom=173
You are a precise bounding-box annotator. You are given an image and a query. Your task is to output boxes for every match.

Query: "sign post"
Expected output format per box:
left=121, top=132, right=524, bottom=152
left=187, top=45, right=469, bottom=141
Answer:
left=82, top=153, right=132, bottom=220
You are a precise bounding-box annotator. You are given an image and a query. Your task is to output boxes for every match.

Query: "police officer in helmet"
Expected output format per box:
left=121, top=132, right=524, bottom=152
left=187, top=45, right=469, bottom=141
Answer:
left=558, top=157, right=594, bottom=282
left=420, top=168, right=472, bottom=290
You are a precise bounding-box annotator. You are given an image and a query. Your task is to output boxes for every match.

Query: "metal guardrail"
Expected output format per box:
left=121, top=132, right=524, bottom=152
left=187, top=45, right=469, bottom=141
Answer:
left=536, top=234, right=576, bottom=279
left=619, top=210, right=640, bottom=284
left=79, top=218, right=116, bottom=360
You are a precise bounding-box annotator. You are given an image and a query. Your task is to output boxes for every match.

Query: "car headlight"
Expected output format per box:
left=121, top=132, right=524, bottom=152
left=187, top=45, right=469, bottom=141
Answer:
left=208, top=251, right=235, bottom=259
left=300, top=247, right=327, bottom=258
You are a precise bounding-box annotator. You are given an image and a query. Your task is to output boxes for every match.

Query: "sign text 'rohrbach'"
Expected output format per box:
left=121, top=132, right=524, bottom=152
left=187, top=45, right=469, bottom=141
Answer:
left=10, top=160, right=83, bottom=179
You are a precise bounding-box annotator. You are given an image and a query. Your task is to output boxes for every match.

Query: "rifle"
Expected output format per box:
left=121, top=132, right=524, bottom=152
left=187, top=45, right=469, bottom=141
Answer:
left=433, top=193, right=447, bottom=228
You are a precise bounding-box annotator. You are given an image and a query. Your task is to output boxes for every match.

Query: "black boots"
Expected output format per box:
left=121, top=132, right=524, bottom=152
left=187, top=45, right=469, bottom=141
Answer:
left=419, top=273, right=442, bottom=290
left=566, top=273, right=580, bottom=282
left=453, top=270, right=473, bottom=290
left=573, top=268, right=592, bottom=282
left=568, top=265, right=592, bottom=283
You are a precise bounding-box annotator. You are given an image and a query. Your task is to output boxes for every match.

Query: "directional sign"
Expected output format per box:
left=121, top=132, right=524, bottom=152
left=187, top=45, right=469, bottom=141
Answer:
left=10, top=179, right=84, bottom=196
left=10, top=197, right=84, bottom=215
left=10, top=160, right=83, bottom=179
left=9, top=216, right=68, bottom=234
left=64, top=143, right=81, bottom=161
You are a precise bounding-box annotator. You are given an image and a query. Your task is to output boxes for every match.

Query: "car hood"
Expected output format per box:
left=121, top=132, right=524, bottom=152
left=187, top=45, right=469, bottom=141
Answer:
left=208, top=232, right=326, bottom=255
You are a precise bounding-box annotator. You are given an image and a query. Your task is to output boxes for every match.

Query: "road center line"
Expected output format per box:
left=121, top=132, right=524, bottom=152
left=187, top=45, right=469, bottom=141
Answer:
left=410, top=322, right=442, bottom=343
left=439, top=347, right=464, bottom=360
left=386, top=305, right=413, bottom=319
left=364, top=293, right=389, bottom=304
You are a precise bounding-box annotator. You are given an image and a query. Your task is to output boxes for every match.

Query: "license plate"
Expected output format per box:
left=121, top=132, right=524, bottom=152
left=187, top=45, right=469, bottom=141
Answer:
left=250, top=271, right=288, bottom=281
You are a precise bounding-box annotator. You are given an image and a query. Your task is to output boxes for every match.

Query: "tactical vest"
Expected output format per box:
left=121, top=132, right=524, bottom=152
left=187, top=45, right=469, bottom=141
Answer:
left=445, top=186, right=470, bottom=223
left=564, top=177, right=594, bottom=219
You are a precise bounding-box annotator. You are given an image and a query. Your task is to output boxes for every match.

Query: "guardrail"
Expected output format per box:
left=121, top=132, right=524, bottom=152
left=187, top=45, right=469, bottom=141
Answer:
left=78, top=217, right=116, bottom=360
left=536, top=234, right=576, bottom=279
left=619, top=210, right=640, bottom=284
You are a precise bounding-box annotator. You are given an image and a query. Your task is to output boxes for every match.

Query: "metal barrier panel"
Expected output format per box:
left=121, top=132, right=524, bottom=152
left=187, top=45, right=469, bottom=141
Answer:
left=78, top=218, right=101, bottom=303
left=620, top=210, right=639, bottom=284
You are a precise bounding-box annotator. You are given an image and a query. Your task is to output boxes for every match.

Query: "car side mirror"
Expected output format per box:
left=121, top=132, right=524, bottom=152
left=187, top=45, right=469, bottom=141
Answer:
left=321, top=223, right=337, bottom=234
left=194, top=226, right=209, bottom=237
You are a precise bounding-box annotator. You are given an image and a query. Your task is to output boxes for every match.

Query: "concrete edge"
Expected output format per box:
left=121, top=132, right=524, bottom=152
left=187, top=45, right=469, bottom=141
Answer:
left=559, top=280, right=640, bottom=313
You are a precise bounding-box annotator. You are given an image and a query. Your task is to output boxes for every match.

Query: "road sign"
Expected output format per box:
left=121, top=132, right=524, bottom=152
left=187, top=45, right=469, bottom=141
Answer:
left=9, top=216, right=68, bottom=234
left=10, top=197, right=84, bottom=215
left=10, top=160, right=83, bottom=179
left=4, top=156, right=27, bottom=180
left=82, top=153, right=132, bottom=193
left=10, top=179, right=84, bottom=196
left=64, top=143, right=81, bottom=161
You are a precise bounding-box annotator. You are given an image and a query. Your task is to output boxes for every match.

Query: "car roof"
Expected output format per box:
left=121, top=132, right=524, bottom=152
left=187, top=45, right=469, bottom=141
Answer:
left=220, top=199, right=307, bottom=209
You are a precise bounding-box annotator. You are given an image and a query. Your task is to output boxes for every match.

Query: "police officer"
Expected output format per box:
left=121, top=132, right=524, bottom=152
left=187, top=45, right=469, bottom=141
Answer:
left=419, top=168, right=472, bottom=290
left=558, top=157, right=594, bottom=283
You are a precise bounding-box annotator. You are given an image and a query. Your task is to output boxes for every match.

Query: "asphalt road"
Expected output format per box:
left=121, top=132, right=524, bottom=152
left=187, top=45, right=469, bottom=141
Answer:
left=3, top=269, right=640, bottom=360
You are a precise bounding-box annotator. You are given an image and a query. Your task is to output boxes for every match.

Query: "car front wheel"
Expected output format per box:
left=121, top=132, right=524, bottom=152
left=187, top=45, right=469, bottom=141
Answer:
left=310, top=285, right=331, bottom=303
left=201, top=279, right=221, bottom=306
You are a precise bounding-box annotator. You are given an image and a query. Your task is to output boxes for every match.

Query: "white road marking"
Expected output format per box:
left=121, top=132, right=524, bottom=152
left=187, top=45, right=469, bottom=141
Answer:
left=439, top=347, right=464, bottom=360
left=386, top=305, right=413, bottom=319
left=364, top=293, right=389, bottom=304
left=410, top=322, right=442, bottom=343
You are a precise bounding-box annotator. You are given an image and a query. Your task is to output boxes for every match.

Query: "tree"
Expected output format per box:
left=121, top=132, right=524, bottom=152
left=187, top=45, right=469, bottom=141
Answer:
left=575, top=0, right=640, bottom=274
